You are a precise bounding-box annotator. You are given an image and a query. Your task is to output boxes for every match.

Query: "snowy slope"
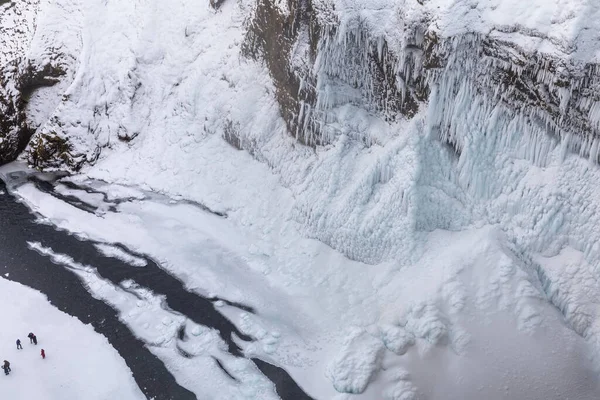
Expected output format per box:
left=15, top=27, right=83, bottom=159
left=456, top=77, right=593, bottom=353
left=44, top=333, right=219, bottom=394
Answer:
left=0, top=0, right=39, bottom=68
left=0, top=277, right=145, bottom=400
left=5, top=165, right=600, bottom=399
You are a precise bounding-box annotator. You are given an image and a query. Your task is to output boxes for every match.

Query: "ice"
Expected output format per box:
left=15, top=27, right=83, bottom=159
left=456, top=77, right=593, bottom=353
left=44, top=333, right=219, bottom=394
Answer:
left=94, top=244, right=148, bottom=267
left=5, top=170, right=600, bottom=399
left=54, top=183, right=108, bottom=207
left=27, top=241, right=281, bottom=400
left=95, top=184, right=146, bottom=202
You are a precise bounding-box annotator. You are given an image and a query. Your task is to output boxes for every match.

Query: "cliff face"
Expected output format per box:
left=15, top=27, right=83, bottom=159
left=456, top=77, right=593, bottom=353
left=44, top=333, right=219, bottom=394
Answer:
left=2, top=0, right=600, bottom=264
left=2, top=1, right=599, bottom=168
left=0, top=0, right=81, bottom=168
left=242, top=0, right=427, bottom=148
left=0, top=0, right=37, bottom=164
left=0, top=60, right=68, bottom=165
left=242, top=0, right=600, bottom=161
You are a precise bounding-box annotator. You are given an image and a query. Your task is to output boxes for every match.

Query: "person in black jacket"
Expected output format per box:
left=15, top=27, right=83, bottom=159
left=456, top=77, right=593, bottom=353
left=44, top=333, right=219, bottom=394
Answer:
left=16, top=339, right=22, bottom=350
left=28, top=332, right=37, bottom=345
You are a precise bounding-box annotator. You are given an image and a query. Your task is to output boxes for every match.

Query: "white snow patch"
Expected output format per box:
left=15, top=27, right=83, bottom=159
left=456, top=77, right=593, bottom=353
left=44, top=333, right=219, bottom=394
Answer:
left=94, top=243, right=147, bottom=267
left=5, top=168, right=599, bottom=399
left=327, top=327, right=384, bottom=394
left=0, top=277, right=144, bottom=399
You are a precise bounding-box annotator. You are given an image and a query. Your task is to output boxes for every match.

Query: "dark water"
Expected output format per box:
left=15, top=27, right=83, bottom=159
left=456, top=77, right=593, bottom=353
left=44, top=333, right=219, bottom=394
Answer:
left=0, top=175, right=314, bottom=400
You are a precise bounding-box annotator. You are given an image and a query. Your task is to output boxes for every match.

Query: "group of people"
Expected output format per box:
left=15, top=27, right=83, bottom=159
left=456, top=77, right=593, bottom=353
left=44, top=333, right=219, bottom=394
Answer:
left=4, top=332, right=45, bottom=376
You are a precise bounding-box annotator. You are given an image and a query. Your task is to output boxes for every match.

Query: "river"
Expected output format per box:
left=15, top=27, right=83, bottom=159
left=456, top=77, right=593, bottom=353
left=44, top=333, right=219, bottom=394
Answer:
left=0, top=172, right=313, bottom=400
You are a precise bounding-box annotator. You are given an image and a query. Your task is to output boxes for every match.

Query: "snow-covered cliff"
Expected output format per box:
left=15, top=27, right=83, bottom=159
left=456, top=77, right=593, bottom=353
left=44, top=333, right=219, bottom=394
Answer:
left=3, top=0, right=600, bottom=398
left=5, top=0, right=600, bottom=168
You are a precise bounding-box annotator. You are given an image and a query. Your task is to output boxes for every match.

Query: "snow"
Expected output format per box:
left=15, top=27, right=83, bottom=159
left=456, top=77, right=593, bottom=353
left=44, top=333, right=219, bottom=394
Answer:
left=26, top=241, right=281, bottom=400
left=326, top=327, right=384, bottom=394
left=94, top=244, right=148, bottom=267
left=0, top=276, right=144, bottom=400
left=91, top=183, right=146, bottom=202
left=3, top=0, right=600, bottom=398
left=4, top=163, right=600, bottom=399
left=535, top=248, right=600, bottom=362
left=0, top=0, right=40, bottom=67
left=320, top=0, right=600, bottom=62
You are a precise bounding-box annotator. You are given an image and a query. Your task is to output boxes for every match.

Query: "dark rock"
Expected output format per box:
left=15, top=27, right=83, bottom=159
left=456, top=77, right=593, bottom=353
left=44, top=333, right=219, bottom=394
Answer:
left=243, top=0, right=321, bottom=147
left=0, top=59, right=65, bottom=166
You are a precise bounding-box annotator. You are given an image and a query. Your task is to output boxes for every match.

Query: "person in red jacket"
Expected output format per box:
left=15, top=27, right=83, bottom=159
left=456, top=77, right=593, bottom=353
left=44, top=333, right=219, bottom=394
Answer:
left=40, top=349, right=45, bottom=359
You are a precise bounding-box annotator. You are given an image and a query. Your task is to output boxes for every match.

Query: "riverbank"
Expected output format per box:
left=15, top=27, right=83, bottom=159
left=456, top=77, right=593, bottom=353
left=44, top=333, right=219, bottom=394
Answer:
left=0, top=163, right=313, bottom=399
left=3, top=161, right=599, bottom=399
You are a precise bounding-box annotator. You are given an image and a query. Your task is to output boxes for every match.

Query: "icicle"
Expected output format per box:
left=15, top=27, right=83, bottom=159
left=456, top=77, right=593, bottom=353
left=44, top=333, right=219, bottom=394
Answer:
left=377, top=36, right=384, bottom=62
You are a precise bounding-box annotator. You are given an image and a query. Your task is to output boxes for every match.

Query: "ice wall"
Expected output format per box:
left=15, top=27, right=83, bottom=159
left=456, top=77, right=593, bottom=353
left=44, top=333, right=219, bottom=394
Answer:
left=15, top=0, right=600, bottom=172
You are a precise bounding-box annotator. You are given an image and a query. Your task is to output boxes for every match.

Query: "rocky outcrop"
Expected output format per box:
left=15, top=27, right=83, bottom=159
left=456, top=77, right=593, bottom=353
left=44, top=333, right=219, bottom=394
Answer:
left=0, top=0, right=44, bottom=165
left=0, top=61, right=32, bottom=165
left=0, top=60, right=65, bottom=165
left=243, top=0, right=321, bottom=146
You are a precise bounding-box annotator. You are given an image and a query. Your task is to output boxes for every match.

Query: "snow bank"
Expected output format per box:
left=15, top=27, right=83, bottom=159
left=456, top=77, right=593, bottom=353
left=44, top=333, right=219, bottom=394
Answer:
left=0, top=277, right=144, bottom=400
left=94, top=244, right=148, bottom=267
left=27, top=241, right=282, bottom=400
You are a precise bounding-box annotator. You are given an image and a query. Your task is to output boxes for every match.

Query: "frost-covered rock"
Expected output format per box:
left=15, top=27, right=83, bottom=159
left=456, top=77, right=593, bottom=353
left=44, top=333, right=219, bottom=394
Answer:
left=0, top=0, right=81, bottom=166
left=327, top=327, right=384, bottom=394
